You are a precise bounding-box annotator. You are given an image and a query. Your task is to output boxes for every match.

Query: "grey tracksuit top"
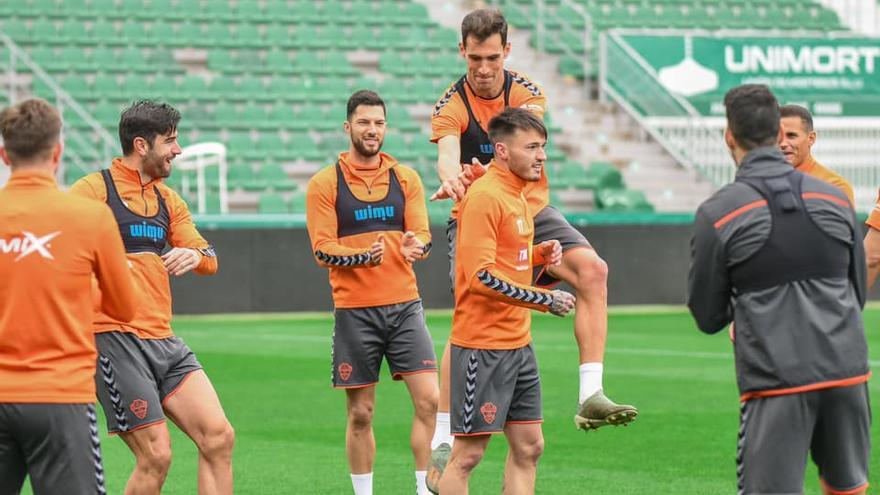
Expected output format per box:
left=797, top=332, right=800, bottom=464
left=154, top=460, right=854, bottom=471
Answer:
left=688, top=146, right=869, bottom=399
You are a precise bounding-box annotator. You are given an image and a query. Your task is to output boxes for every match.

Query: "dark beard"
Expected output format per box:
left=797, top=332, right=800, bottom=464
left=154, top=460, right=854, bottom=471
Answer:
left=351, top=136, right=382, bottom=158
left=143, top=150, right=170, bottom=180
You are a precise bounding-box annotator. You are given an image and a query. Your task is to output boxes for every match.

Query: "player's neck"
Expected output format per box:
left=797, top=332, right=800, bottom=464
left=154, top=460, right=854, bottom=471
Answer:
left=120, top=156, right=155, bottom=186
left=347, top=149, right=381, bottom=170
left=466, top=75, right=505, bottom=100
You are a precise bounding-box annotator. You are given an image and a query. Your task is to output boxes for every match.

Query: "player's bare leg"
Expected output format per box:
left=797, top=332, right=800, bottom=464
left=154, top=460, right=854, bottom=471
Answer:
left=546, top=247, right=637, bottom=430
left=163, top=370, right=235, bottom=495
left=437, top=434, right=491, bottom=495
left=502, top=423, right=544, bottom=495
left=119, top=422, right=172, bottom=495
left=402, top=371, right=439, bottom=469
left=342, top=385, right=376, bottom=474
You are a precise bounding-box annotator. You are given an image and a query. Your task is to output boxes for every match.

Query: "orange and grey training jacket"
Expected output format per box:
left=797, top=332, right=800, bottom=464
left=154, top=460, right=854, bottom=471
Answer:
left=451, top=164, right=553, bottom=350
left=69, top=158, right=217, bottom=339
left=0, top=169, right=137, bottom=403
left=306, top=152, right=431, bottom=308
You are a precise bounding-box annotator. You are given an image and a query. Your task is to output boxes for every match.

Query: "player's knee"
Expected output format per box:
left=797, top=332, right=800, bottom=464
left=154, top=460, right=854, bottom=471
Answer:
left=198, top=420, right=235, bottom=460
left=451, top=448, right=486, bottom=475
left=574, top=250, right=608, bottom=289
left=414, top=389, right=439, bottom=419
left=348, top=402, right=374, bottom=430
left=137, top=442, right=173, bottom=476
left=511, top=436, right=544, bottom=464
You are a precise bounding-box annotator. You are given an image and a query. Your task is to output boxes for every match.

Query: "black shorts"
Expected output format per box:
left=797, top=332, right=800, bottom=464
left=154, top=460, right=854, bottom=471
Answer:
left=447, top=206, right=592, bottom=291
left=95, top=331, right=202, bottom=434
left=450, top=344, right=542, bottom=436
left=0, top=403, right=106, bottom=495
left=737, top=383, right=871, bottom=494
left=332, top=299, right=438, bottom=388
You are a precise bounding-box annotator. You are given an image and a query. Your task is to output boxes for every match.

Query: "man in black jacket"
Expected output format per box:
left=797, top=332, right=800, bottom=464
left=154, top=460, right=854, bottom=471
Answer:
left=688, top=84, right=870, bottom=495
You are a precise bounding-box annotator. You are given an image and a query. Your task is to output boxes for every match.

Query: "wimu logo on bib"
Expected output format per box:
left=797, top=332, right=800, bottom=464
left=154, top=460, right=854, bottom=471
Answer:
left=354, top=204, right=396, bottom=222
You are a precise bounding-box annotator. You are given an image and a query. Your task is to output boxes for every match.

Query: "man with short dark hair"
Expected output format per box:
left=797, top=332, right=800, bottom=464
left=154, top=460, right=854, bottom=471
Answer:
left=0, top=98, right=137, bottom=494
left=780, top=104, right=853, bottom=204
left=427, top=12, right=636, bottom=488
left=306, top=90, right=438, bottom=495
left=688, top=85, right=870, bottom=495
left=70, top=100, right=234, bottom=495
left=437, top=108, right=574, bottom=494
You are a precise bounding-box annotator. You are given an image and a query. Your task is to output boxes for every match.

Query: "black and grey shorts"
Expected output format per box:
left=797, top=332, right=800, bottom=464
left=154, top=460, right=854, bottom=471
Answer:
left=95, top=331, right=202, bottom=434
left=737, top=383, right=871, bottom=495
left=0, top=403, right=106, bottom=495
left=332, top=299, right=438, bottom=388
left=450, top=343, right=542, bottom=436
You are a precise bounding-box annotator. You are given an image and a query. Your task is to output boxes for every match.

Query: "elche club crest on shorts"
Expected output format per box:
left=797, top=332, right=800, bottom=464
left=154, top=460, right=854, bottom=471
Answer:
left=338, top=362, right=353, bottom=381
left=480, top=402, right=497, bottom=424
left=130, top=398, right=149, bottom=419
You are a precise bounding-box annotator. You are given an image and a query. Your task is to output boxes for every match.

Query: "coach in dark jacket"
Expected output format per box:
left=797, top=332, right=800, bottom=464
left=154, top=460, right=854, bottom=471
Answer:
left=687, top=84, right=870, bottom=495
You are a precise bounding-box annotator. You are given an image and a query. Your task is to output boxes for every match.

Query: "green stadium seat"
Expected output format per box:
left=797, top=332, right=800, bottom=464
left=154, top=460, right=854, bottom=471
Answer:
left=227, top=132, right=260, bottom=163
left=559, top=55, right=586, bottom=79
left=324, top=51, right=357, bottom=76
left=239, top=75, right=268, bottom=100
left=292, top=51, right=323, bottom=75
left=238, top=103, right=267, bottom=130
left=312, top=77, right=349, bottom=103
left=93, top=101, right=122, bottom=128
left=587, top=161, right=624, bottom=189
left=258, top=164, right=297, bottom=191
left=93, top=75, right=125, bottom=102
left=289, top=191, right=307, bottom=213
left=207, top=50, right=238, bottom=73
left=256, top=132, right=287, bottom=160
left=288, top=134, right=324, bottom=161
left=595, top=189, right=654, bottom=212
left=179, top=75, right=210, bottom=101
left=349, top=1, right=376, bottom=22
left=258, top=192, right=289, bottom=213
left=151, top=76, right=177, bottom=100
left=379, top=51, right=409, bottom=76
left=385, top=106, right=419, bottom=132
left=212, top=102, right=239, bottom=128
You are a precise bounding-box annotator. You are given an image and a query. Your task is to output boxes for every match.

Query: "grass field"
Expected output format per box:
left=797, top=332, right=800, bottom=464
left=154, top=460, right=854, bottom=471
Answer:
left=23, top=307, right=880, bottom=494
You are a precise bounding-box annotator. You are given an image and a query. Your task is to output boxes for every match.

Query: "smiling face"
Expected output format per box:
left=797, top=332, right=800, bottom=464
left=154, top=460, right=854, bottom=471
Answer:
left=460, top=33, right=510, bottom=98
left=344, top=104, right=386, bottom=160
left=496, top=127, right=546, bottom=182
left=140, top=129, right=181, bottom=180
left=779, top=115, right=815, bottom=168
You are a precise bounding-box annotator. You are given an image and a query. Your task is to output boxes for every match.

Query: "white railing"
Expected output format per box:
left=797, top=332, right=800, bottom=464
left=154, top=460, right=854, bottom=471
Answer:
left=175, top=142, right=229, bottom=214
left=0, top=32, right=116, bottom=185
left=600, top=29, right=880, bottom=212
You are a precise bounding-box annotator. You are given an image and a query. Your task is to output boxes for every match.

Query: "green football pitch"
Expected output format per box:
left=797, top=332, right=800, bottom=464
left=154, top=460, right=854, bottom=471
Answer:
left=23, top=307, right=880, bottom=494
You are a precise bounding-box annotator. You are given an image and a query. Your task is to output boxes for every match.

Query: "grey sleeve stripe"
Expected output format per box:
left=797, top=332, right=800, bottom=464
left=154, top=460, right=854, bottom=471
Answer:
left=315, top=250, right=371, bottom=267
left=476, top=270, right=553, bottom=307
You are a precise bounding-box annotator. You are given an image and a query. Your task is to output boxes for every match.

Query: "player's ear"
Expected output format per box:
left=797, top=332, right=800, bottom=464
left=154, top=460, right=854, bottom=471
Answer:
left=503, top=42, right=511, bottom=59
left=494, top=141, right=508, bottom=160
left=343, top=120, right=351, bottom=135
left=459, top=41, right=466, bottom=58
left=133, top=136, right=148, bottom=157
left=0, top=147, right=9, bottom=167
left=724, top=127, right=737, bottom=152
left=808, top=130, right=816, bottom=147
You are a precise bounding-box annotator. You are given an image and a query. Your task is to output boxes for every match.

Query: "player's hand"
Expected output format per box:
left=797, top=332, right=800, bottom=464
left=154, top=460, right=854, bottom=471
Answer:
left=400, top=231, right=425, bottom=263
left=462, top=157, right=488, bottom=182
left=162, top=247, right=202, bottom=276
left=368, top=234, right=385, bottom=266
left=549, top=290, right=575, bottom=317
left=728, top=322, right=735, bottom=342
left=430, top=177, right=467, bottom=202
left=537, top=240, right=563, bottom=266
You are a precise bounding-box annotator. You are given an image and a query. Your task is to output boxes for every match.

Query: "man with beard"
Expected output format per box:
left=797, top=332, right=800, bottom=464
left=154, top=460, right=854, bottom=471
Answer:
left=70, top=100, right=234, bottom=495
left=306, top=90, right=439, bottom=495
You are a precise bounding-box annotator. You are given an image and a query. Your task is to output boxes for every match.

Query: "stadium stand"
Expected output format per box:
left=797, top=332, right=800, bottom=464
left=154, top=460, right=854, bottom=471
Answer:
left=0, top=0, right=656, bottom=216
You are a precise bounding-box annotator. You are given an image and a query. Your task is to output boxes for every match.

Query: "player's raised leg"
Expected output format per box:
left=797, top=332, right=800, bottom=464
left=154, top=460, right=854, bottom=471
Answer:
left=163, top=370, right=235, bottom=495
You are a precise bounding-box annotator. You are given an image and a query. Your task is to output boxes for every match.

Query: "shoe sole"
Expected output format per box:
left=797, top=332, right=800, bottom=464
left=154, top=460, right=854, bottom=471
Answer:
left=574, top=408, right=638, bottom=431
left=425, top=467, right=441, bottom=495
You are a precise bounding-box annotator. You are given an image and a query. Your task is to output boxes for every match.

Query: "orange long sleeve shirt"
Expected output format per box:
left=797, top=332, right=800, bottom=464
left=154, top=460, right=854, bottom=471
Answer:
left=69, top=158, right=217, bottom=339
left=431, top=71, right=549, bottom=215
left=306, top=152, right=431, bottom=308
left=0, top=169, right=137, bottom=403
left=797, top=156, right=854, bottom=206
left=451, top=164, right=554, bottom=350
